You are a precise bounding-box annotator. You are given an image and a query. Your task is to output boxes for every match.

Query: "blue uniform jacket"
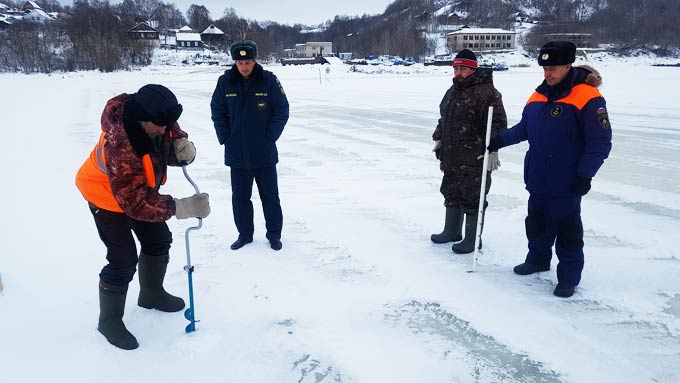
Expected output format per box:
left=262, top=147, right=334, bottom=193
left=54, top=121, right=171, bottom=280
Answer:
left=210, top=63, right=289, bottom=169
left=496, top=66, right=612, bottom=195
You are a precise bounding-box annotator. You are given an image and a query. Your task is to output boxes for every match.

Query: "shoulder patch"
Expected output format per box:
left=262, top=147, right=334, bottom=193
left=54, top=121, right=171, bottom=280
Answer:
left=596, top=106, right=610, bottom=129
left=276, top=77, right=286, bottom=96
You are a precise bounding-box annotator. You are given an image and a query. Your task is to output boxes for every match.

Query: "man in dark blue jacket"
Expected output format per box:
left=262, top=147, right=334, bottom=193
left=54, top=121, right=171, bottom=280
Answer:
left=210, top=40, right=290, bottom=251
left=488, top=41, right=612, bottom=297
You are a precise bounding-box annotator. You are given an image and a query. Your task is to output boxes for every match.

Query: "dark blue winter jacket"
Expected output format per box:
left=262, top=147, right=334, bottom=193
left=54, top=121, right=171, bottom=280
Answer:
left=496, top=66, right=612, bottom=195
left=210, top=63, right=289, bottom=169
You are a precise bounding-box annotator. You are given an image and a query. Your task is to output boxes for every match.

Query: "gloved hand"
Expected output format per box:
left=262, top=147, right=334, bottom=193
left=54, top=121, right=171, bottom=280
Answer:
left=174, top=193, right=210, bottom=219
left=432, top=140, right=441, bottom=160
left=476, top=152, right=501, bottom=171
left=487, top=136, right=502, bottom=153
left=174, top=138, right=196, bottom=164
left=571, top=176, right=592, bottom=196
left=488, top=152, right=500, bottom=171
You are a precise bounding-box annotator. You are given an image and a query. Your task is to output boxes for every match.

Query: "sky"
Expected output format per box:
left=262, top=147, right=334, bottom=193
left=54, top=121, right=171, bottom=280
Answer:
left=174, top=0, right=394, bottom=25
left=1, top=50, right=680, bottom=382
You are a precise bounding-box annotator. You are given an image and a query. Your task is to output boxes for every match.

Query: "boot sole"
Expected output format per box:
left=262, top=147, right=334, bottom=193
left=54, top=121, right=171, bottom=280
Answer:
left=138, top=300, right=185, bottom=312
left=513, top=267, right=550, bottom=276
left=230, top=239, right=253, bottom=250
left=98, top=325, right=139, bottom=350
left=431, top=236, right=462, bottom=244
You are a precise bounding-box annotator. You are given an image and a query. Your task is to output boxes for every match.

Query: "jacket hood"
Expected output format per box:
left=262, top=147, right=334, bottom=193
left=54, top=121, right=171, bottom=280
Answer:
left=101, top=93, right=159, bottom=157
left=574, top=65, right=602, bottom=87
left=101, top=93, right=130, bottom=144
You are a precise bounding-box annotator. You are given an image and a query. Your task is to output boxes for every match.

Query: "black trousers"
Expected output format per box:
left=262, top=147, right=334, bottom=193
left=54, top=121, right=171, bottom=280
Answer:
left=524, top=194, right=584, bottom=286
left=230, top=166, right=283, bottom=240
left=89, top=204, right=172, bottom=286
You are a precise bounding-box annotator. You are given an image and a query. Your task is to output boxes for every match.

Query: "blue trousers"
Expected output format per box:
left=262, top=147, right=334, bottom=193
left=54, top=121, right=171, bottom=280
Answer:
left=89, top=204, right=172, bottom=286
left=230, top=166, right=283, bottom=240
left=524, top=194, right=584, bottom=286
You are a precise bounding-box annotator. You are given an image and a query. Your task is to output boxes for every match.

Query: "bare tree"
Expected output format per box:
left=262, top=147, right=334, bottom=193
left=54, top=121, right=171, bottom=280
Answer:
left=186, top=4, right=211, bottom=32
left=153, top=3, right=186, bottom=29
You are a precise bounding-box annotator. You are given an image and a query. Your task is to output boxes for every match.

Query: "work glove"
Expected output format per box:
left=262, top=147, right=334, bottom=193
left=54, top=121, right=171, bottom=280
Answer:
left=488, top=152, right=500, bottom=171
left=174, top=193, right=210, bottom=219
left=174, top=138, right=196, bottom=164
left=487, top=136, right=502, bottom=153
left=571, top=176, right=592, bottom=196
left=476, top=152, right=501, bottom=171
left=432, top=140, right=441, bottom=160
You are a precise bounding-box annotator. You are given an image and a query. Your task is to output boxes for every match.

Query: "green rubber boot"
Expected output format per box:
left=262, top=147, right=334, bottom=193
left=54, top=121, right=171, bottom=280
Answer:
left=98, top=281, right=138, bottom=350
left=137, top=253, right=185, bottom=312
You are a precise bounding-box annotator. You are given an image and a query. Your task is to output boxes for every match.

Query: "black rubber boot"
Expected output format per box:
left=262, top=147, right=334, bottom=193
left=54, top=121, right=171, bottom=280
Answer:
left=513, top=262, right=550, bottom=275
left=431, top=207, right=463, bottom=244
left=269, top=238, right=283, bottom=251
left=554, top=283, right=576, bottom=298
left=137, top=253, right=185, bottom=313
left=230, top=236, right=253, bottom=250
left=98, top=281, right=138, bottom=350
left=452, top=213, right=482, bottom=254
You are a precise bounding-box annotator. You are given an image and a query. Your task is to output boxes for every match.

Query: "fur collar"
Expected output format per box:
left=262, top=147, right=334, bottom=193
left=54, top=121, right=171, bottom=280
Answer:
left=574, top=65, right=602, bottom=87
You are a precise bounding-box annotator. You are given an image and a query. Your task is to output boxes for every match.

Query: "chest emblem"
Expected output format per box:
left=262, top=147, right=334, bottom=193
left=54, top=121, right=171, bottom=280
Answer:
left=257, top=100, right=267, bottom=110
left=551, top=105, right=562, bottom=117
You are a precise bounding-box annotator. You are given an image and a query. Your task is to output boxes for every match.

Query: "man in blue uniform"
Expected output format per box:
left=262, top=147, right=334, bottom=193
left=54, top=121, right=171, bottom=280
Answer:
left=211, top=40, right=290, bottom=251
left=488, top=41, right=612, bottom=297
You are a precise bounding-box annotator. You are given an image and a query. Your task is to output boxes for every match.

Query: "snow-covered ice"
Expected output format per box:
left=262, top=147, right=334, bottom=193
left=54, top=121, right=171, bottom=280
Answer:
left=1, top=58, right=679, bottom=382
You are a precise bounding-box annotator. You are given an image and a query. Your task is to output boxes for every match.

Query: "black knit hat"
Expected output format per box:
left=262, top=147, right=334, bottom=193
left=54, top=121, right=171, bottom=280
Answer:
left=453, top=49, right=478, bottom=69
left=132, top=84, right=183, bottom=126
left=230, top=40, right=257, bottom=60
left=538, top=41, right=576, bottom=66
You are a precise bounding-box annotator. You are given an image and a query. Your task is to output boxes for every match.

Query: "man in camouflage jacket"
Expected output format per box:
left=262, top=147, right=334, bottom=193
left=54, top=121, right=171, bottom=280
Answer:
left=76, top=84, right=210, bottom=350
left=431, top=49, right=507, bottom=254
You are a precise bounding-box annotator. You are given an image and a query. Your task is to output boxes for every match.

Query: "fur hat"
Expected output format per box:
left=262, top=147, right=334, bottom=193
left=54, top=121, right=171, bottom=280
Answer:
left=132, top=84, right=183, bottom=126
left=453, top=49, right=478, bottom=69
left=538, top=41, right=576, bottom=66
left=230, top=40, right=257, bottom=60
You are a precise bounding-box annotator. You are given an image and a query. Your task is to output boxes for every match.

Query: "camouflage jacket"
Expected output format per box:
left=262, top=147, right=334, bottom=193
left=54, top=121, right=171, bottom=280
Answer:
left=103, top=94, right=188, bottom=222
left=433, top=69, right=507, bottom=172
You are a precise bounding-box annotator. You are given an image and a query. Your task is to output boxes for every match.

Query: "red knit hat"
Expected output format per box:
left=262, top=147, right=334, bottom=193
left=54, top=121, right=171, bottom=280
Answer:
left=452, top=49, right=478, bottom=69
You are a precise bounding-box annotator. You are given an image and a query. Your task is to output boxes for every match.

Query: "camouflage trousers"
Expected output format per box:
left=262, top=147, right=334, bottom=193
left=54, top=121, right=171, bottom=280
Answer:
left=440, top=170, right=492, bottom=214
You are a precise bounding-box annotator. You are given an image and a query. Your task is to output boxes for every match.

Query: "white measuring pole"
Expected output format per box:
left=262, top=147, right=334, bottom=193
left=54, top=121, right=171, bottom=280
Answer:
left=470, top=106, right=493, bottom=272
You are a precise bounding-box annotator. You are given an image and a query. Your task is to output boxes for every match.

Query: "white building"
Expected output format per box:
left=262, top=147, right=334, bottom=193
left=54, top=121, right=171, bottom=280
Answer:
left=22, top=8, right=54, bottom=23
left=294, top=42, right=332, bottom=58
left=176, top=26, right=202, bottom=49
left=447, top=28, right=516, bottom=53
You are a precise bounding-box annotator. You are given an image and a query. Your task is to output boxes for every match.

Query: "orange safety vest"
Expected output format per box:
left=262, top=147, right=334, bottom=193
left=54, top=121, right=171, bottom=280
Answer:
left=75, top=132, right=165, bottom=212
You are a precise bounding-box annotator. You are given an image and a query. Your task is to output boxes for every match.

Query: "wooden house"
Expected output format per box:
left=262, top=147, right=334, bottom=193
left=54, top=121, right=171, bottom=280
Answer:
left=127, top=22, right=160, bottom=48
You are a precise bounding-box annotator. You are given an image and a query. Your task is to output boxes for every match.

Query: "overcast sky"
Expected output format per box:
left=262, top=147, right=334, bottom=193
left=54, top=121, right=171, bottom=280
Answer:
left=167, top=0, right=394, bottom=26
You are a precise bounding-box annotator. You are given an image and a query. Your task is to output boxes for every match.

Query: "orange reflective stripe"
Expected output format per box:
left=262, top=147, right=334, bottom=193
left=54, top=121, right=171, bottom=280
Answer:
left=94, top=134, right=107, bottom=173
left=142, top=154, right=156, bottom=188
left=526, top=91, right=547, bottom=105
left=75, top=132, right=123, bottom=213
left=557, top=84, right=602, bottom=110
